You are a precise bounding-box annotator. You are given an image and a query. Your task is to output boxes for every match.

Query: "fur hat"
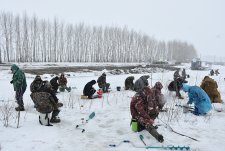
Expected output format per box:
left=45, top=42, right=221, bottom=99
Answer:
left=154, top=82, right=163, bottom=90
left=35, top=75, right=42, bottom=81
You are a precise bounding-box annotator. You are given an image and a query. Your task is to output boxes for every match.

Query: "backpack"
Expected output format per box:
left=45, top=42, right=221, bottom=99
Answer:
left=30, top=92, right=55, bottom=113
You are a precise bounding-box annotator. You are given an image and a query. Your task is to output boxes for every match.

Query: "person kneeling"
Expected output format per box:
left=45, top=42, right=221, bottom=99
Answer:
left=182, top=84, right=212, bottom=115
left=130, top=86, right=164, bottom=143
left=30, top=76, right=63, bottom=126
left=83, top=80, right=100, bottom=99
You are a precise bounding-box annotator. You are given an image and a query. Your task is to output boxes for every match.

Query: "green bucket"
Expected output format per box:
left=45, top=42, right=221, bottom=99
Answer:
left=131, top=119, right=138, bottom=132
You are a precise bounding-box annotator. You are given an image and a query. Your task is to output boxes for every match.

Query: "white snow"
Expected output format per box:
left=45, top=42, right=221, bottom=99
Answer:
left=0, top=63, right=225, bottom=151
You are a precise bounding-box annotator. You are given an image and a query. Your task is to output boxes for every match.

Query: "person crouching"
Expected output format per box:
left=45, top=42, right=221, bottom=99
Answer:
left=130, top=86, right=164, bottom=143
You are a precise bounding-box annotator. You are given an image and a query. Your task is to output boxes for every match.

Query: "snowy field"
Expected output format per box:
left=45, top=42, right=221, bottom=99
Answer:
left=0, top=63, right=225, bottom=151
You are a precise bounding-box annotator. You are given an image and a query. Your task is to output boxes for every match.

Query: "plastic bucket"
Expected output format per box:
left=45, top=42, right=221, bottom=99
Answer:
left=117, top=86, right=121, bottom=91
left=131, top=119, right=138, bottom=132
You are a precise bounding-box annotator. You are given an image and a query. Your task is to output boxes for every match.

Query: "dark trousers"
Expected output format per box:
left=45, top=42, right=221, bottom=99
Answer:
left=88, top=89, right=96, bottom=99
left=174, top=80, right=181, bottom=97
left=102, top=83, right=110, bottom=93
left=15, top=87, right=26, bottom=107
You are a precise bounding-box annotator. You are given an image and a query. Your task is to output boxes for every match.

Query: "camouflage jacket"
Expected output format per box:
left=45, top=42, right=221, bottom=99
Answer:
left=130, top=86, right=159, bottom=128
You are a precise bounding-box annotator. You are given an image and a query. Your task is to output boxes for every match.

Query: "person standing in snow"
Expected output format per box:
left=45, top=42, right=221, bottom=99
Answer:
left=182, top=84, right=212, bottom=115
left=181, top=69, right=187, bottom=80
left=125, top=76, right=135, bottom=90
left=134, top=75, right=149, bottom=92
left=173, top=69, right=184, bottom=99
left=210, top=69, right=214, bottom=76
left=10, top=64, right=27, bottom=111
left=83, top=80, right=97, bottom=99
left=130, top=86, right=164, bottom=143
left=215, top=69, right=220, bottom=76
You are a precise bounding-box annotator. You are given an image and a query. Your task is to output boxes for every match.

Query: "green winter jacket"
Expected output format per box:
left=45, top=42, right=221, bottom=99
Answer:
left=11, top=64, right=27, bottom=91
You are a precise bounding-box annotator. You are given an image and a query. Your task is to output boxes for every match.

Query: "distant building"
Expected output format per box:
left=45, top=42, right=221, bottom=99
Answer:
left=191, top=58, right=202, bottom=70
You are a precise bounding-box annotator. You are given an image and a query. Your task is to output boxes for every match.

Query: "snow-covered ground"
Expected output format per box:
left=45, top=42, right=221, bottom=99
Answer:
left=0, top=63, right=225, bottom=151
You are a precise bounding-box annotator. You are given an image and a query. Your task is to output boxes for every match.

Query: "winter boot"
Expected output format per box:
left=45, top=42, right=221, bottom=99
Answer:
left=50, top=116, right=61, bottom=123
left=178, top=96, right=184, bottom=99
left=57, top=102, right=63, bottom=108
left=147, top=125, right=164, bottom=143
left=15, top=106, right=25, bottom=111
left=50, top=109, right=61, bottom=123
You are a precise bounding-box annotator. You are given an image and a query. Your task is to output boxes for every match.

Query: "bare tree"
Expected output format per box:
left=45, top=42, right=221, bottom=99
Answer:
left=0, top=11, right=197, bottom=63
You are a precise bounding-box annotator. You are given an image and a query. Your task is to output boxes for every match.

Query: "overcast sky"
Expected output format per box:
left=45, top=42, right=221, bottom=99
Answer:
left=1, top=0, right=225, bottom=59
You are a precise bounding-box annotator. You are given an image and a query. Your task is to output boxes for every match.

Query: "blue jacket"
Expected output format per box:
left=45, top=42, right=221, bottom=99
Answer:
left=182, top=84, right=212, bottom=115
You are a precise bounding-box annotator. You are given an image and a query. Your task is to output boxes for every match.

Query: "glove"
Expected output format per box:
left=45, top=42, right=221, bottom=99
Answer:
left=157, top=134, right=164, bottom=143
left=57, top=102, right=63, bottom=108
left=10, top=80, right=13, bottom=84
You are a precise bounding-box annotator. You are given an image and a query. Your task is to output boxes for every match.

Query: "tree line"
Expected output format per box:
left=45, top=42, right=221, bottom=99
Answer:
left=0, top=11, right=197, bottom=63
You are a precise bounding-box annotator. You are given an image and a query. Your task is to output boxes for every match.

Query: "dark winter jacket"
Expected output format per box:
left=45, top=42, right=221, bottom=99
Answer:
left=182, top=69, right=186, bottom=79
left=130, top=86, right=160, bottom=128
left=83, top=80, right=96, bottom=98
left=210, top=70, right=214, bottom=76
left=50, top=76, right=59, bottom=91
left=182, top=84, right=212, bottom=115
left=134, top=75, right=149, bottom=92
left=125, top=76, right=134, bottom=90
left=173, top=70, right=181, bottom=80
left=215, top=69, right=220, bottom=75
left=59, top=74, right=67, bottom=86
left=11, top=64, right=27, bottom=91
left=97, top=74, right=106, bottom=88
left=200, top=76, right=222, bottom=103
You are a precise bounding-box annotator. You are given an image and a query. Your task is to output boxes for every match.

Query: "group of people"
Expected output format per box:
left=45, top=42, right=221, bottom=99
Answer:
left=9, top=64, right=223, bottom=142
left=130, top=68, right=223, bottom=143
left=210, top=69, right=220, bottom=76
left=82, top=72, right=110, bottom=99
left=9, top=64, right=70, bottom=125
left=125, top=75, right=150, bottom=92
left=50, top=73, right=71, bottom=93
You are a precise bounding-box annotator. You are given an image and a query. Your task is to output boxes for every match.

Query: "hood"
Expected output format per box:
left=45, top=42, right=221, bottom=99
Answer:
left=154, top=82, right=163, bottom=90
left=182, top=84, right=190, bottom=92
left=90, top=80, right=96, bottom=85
left=141, top=75, right=149, bottom=80
left=34, top=75, right=42, bottom=82
left=11, top=64, right=19, bottom=74
left=129, top=76, right=134, bottom=80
